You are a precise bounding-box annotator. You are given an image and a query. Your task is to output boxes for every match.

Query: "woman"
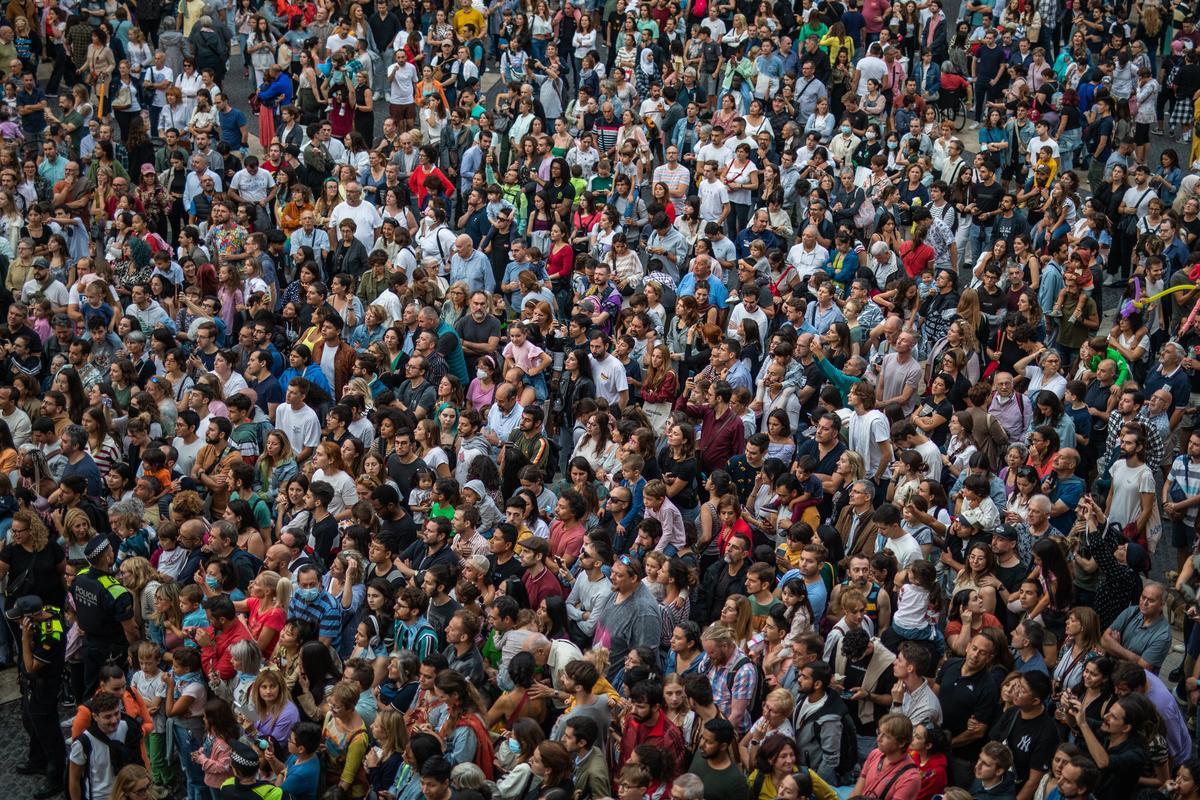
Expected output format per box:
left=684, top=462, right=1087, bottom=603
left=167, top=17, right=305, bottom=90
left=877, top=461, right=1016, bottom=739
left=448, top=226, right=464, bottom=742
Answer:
left=572, top=412, right=620, bottom=480
left=0, top=510, right=66, bottom=650
left=913, top=373, right=954, bottom=448
left=486, top=650, right=546, bottom=732
left=944, top=587, right=1003, bottom=655
left=1053, top=607, right=1104, bottom=697
left=1057, top=653, right=1116, bottom=738
left=234, top=571, right=290, bottom=658
left=83, top=406, right=123, bottom=478
left=322, top=681, right=370, bottom=798
left=428, top=669, right=494, bottom=778
left=255, top=430, right=298, bottom=511
left=746, top=734, right=807, bottom=800
left=722, top=144, right=760, bottom=236
left=83, top=27, right=116, bottom=88
left=528, top=741, right=574, bottom=800
left=660, top=422, right=701, bottom=526
left=117, top=556, right=172, bottom=635
left=310, top=442, right=358, bottom=521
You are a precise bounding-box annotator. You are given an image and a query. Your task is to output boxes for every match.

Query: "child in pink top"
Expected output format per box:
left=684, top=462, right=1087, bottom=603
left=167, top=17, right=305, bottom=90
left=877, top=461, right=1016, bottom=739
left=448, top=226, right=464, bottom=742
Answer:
left=192, top=698, right=237, bottom=789
left=502, top=321, right=552, bottom=405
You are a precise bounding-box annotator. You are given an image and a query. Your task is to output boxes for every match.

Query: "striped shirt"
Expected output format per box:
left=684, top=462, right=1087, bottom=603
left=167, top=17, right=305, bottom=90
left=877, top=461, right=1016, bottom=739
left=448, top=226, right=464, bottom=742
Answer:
left=288, top=592, right=343, bottom=650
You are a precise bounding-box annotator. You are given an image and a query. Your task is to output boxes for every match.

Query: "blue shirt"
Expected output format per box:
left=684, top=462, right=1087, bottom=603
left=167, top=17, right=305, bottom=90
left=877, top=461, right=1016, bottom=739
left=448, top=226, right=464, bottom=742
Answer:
left=449, top=248, right=495, bottom=293
left=1049, top=474, right=1086, bottom=534
left=288, top=591, right=343, bottom=649
left=676, top=273, right=729, bottom=308
left=281, top=755, right=321, bottom=800
left=217, top=107, right=248, bottom=149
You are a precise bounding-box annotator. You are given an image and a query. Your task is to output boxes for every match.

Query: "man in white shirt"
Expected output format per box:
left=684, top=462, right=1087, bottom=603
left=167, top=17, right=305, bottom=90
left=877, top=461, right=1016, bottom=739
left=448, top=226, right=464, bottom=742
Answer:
left=274, top=377, right=321, bottom=463
left=1026, top=119, right=1060, bottom=168
left=325, top=19, right=359, bottom=55
left=228, top=154, right=276, bottom=230
left=651, top=145, right=691, bottom=199
left=330, top=183, right=383, bottom=250
left=386, top=49, right=418, bottom=127
left=588, top=332, right=629, bottom=408
left=290, top=210, right=331, bottom=267
left=852, top=42, right=888, bottom=96
left=786, top=226, right=830, bottom=280
left=697, top=160, right=730, bottom=225
left=0, top=385, right=30, bottom=447
left=21, top=260, right=69, bottom=311
left=696, top=126, right=733, bottom=169
left=874, top=504, right=923, bottom=568
left=484, top=383, right=524, bottom=454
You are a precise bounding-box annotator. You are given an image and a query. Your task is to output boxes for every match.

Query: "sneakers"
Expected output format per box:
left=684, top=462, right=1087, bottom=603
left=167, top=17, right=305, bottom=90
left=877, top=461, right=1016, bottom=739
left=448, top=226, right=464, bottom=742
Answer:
left=968, top=120, right=979, bottom=130
left=16, top=762, right=47, bottom=776
left=1152, top=127, right=1165, bottom=135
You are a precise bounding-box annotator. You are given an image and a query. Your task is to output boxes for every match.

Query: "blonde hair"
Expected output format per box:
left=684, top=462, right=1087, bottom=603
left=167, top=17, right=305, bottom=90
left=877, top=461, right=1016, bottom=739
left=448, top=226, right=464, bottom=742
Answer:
left=255, top=570, right=293, bottom=610
left=119, top=557, right=172, bottom=594
left=251, top=667, right=291, bottom=721
left=63, top=507, right=95, bottom=544
left=373, top=708, right=410, bottom=758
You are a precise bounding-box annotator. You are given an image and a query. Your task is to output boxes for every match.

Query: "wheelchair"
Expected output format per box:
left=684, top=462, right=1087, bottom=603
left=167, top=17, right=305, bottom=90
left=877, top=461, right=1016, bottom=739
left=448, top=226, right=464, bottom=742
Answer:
left=937, top=87, right=970, bottom=132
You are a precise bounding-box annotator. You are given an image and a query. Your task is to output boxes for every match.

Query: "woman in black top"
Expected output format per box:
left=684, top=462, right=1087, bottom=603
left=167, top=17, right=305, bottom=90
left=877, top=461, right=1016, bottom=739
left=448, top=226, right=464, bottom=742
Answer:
left=0, top=510, right=66, bottom=621
left=659, top=421, right=701, bottom=523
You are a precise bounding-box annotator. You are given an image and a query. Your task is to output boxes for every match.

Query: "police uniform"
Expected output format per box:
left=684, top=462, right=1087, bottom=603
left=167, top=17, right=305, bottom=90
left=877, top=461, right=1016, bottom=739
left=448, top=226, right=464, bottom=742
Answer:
left=9, top=596, right=66, bottom=795
left=71, top=539, right=134, bottom=696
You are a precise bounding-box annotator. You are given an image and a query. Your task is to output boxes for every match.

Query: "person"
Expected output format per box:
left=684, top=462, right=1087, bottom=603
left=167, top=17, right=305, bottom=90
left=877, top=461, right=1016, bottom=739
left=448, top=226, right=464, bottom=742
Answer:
left=72, top=536, right=139, bottom=696
left=851, top=713, right=922, bottom=800
left=11, top=594, right=67, bottom=799
left=68, top=691, right=144, bottom=800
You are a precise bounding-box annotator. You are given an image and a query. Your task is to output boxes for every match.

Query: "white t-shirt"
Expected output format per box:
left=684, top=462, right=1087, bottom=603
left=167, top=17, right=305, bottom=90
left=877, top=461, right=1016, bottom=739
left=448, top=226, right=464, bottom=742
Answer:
left=312, top=468, right=358, bottom=516
left=326, top=32, right=359, bottom=53
left=847, top=408, right=891, bottom=477
left=21, top=277, right=69, bottom=307
left=172, top=435, right=205, bottom=476
left=275, top=402, right=321, bottom=454
left=1122, top=185, right=1159, bottom=220
left=589, top=353, right=629, bottom=405
left=330, top=200, right=384, bottom=250
left=1107, top=459, right=1156, bottom=528
left=696, top=141, right=733, bottom=169
left=786, top=242, right=830, bottom=279
left=387, top=61, right=418, bottom=105
left=856, top=55, right=887, bottom=96
left=69, top=720, right=132, bottom=800
left=131, top=670, right=168, bottom=732
left=230, top=167, right=275, bottom=202
left=883, top=533, right=924, bottom=569
left=697, top=177, right=730, bottom=222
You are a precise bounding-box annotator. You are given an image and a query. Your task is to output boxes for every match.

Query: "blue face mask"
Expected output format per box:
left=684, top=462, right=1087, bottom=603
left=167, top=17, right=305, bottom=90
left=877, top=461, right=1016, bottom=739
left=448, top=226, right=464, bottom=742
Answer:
left=507, top=739, right=522, bottom=753
left=296, top=587, right=320, bottom=603
left=205, top=576, right=219, bottom=590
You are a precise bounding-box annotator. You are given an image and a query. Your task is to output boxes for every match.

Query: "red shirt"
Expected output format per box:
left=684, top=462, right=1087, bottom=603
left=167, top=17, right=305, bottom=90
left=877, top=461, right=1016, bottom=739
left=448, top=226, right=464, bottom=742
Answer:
left=521, top=563, right=565, bottom=611
left=201, top=618, right=254, bottom=681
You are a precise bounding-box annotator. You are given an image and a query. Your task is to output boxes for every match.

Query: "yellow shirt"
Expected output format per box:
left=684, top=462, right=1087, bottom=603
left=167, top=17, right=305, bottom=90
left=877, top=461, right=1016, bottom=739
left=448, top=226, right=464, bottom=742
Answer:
left=452, top=7, right=486, bottom=39
left=747, top=770, right=838, bottom=800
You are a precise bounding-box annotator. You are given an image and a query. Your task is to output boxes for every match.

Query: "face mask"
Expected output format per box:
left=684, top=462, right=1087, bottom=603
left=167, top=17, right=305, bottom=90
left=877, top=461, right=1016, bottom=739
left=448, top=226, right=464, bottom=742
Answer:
left=887, top=141, right=898, bottom=149
left=507, top=739, right=521, bottom=753
left=205, top=576, right=219, bottom=590
left=296, top=587, right=320, bottom=603
left=476, top=369, right=490, bottom=380
left=840, top=125, right=851, bottom=135
left=866, top=131, right=876, bottom=141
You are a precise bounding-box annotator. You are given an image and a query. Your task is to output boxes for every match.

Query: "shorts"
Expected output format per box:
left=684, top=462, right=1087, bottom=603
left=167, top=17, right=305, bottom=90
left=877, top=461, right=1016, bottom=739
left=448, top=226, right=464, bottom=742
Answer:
left=1170, top=518, right=1197, bottom=550
left=1135, top=121, right=1151, bottom=145
left=521, top=371, right=548, bottom=402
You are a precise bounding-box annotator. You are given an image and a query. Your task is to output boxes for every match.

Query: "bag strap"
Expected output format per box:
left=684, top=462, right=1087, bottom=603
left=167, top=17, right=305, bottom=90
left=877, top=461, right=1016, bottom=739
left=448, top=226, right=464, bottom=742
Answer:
left=874, top=761, right=916, bottom=800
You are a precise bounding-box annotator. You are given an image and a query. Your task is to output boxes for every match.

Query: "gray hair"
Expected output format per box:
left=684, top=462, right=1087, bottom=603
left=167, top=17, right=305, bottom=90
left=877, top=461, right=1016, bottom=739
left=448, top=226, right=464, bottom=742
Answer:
left=110, top=498, right=146, bottom=520
left=451, top=763, right=489, bottom=791
left=852, top=479, right=875, bottom=497
left=1028, top=494, right=1052, bottom=513
left=674, top=775, right=705, bottom=800
left=870, top=241, right=890, bottom=257
left=62, top=424, right=87, bottom=451
left=230, top=638, right=262, bottom=675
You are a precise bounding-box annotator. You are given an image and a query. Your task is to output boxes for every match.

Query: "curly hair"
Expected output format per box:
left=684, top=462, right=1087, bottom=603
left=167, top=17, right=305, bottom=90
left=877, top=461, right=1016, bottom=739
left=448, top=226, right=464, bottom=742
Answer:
left=12, top=509, right=49, bottom=551
left=170, top=490, right=205, bottom=518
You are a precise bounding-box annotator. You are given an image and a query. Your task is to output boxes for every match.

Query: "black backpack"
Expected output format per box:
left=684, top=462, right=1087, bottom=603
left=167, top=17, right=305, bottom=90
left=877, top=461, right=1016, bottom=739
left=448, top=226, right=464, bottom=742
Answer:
left=724, top=652, right=768, bottom=722
left=76, top=718, right=146, bottom=800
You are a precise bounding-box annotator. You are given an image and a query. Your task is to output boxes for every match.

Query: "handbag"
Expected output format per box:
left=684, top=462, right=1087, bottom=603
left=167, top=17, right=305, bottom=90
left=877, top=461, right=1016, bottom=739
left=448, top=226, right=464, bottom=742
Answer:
left=1119, top=188, right=1151, bottom=236
left=642, top=401, right=672, bottom=434
left=112, top=84, right=133, bottom=111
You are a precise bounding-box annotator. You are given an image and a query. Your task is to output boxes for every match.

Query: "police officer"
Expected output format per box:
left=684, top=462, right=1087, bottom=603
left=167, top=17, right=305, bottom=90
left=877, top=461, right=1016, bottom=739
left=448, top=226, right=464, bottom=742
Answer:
left=9, top=595, right=67, bottom=799
left=71, top=536, right=138, bottom=696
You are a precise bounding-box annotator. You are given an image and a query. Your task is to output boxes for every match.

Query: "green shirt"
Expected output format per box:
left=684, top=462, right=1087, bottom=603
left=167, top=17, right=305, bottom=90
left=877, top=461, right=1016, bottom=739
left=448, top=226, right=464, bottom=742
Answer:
left=688, top=753, right=750, bottom=800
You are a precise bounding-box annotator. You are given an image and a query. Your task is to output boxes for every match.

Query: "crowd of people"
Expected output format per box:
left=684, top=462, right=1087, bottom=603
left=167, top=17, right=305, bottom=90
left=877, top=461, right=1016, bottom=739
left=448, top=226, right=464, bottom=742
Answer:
left=4, top=0, right=1200, bottom=798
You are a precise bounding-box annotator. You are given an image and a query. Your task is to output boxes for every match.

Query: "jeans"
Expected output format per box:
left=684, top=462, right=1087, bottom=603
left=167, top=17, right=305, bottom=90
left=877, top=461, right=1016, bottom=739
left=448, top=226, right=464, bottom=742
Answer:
left=173, top=723, right=207, bottom=800
left=966, top=222, right=990, bottom=266
left=1059, top=128, right=1082, bottom=171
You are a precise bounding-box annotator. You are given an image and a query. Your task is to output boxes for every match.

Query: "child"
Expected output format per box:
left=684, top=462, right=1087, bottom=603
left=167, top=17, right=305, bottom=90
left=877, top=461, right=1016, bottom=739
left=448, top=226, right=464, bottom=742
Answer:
left=429, top=478, right=458, bottom=522
left=774, top=521, right=810, bottom=574
left=970, top=742, right=1017, bottom=800
left=957, top=473, right=1000, bottom=532
left=888, top=559, right=943, bottom=650
left=81, top=279, right=115, bottom=332
left=887, top=451, right=925, bottom=508
left=568, top=163, right=587, bottom=204
left=641, top=479, right=686, bottom=556
left=791, top=456, right=825, bottom=515
left=179, top=584, right=208, bottom=647
left=484, top=183, right=515, bottom=224
left=618, top=762, right=653, bottom=800
left=266, top=720, right=323, bottom=799
left=408, top=468, right=435, bottom=527
left=502, top=321, right=552, bottom=406
left=192, top=697, right=238, bottom=794
left=164, top=647, right=208, bottom=799
left=916, top=266, right=936, bottom=300
left=112, top=506, right=153, bottom=566
left=588, top=158, right=613, bottom=195
left=151, top=523, right=187, bottom=580
left=31, top=299, right=53, bottom=343
left=1034, top=144, right=1058, bottom=184
left=131, top=641, right=172, bottom=794
left=615, top=454, right=646, bottom=545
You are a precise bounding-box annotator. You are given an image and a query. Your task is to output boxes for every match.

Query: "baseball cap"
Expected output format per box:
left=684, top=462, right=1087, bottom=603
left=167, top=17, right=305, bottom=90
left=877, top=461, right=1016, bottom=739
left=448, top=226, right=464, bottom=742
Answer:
left=4, top=595, right=44, bottom=620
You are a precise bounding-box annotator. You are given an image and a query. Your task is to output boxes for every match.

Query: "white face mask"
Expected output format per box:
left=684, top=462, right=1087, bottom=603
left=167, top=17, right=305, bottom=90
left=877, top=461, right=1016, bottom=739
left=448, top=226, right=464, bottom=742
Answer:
left=476, top=369, right=490, bottom=380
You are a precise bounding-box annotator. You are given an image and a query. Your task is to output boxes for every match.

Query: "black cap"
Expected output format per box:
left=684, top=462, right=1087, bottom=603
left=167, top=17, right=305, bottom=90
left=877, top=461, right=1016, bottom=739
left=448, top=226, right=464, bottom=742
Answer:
left=4, top=595, right=44, bottom=620
left=993, top=524, right=1019, bottom=541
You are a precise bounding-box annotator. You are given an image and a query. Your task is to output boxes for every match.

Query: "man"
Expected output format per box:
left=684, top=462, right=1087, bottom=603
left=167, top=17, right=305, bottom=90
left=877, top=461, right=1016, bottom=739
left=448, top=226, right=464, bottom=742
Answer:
left=988, top=671, right=1060, bottom=800
left=1144, top=341, right=1191, bottom=428
left=12, top=594, right=66, bottom=799
left=830, top=627, right=897, bottom=761
left=1112, top=661, right=1191, bottom=765
left=988, top=372, right=1030, bottom=444
left=673, top=378, right=746, bottom=473
left=455, top=291, right=500, bottom=375
left=1166, top=430, right=1200, bottom=571
left=620, top=679, right=686, bottom=776
left=504, top=406, right=551, bottom=474
left=696, top=534, right=750, bottom=622
left=291, top=211, right=331, bottom=269
left=1100, top=392, right=1165, bottom=475
left=847, top=383, right=893, bottom=489
left=1103, top=582, right=1172, bottom=672
left=518, top=534, right=564, bottom=610
left=793, top=660, right=851, bottom=785
left=829, top=553, right=892, bottom=631
left=890, top=641, right=943, bottom=727
left=1070, top=695, right=1149, bottom=800
left=123, top=282, right=175, bottom=334
left=686, top=719, right=748, bottom=800
left=564, top=538, right=612, bottom=646
left=873, top=504, right=922, bottom=569
left=59, top=424, right=102, bottom=498
left=194, top=593, right=252, bottom=682
left=67, top=691, right=139, bottom=800
left=71, top=536, right=138, bottom=695
left=204, top=520, right=258, bottom=591
left=274, top=377, right=321, bottom=464
left=0, top=383, right=31, bottom=446
left=245, top=349, right=283, bottom=418
left=939, top=634, right=1002, bottom=786
left=834, top=481, right=880, bottom=562
left=312, top=313, right=357, bottom=398
left=289, top=564, right=344, bottom=649
left=590, top=555, right=663, bottom=680
left=1105, top=426, right=1158, bottom=551
left=699, top=622, right=759, bottom=737
left=449, top=233, right=495, bottom=293
left=587, top=332, right=629, bottom=408
left=875, top=331, right=923, bottom=416
left=329, top=183, right=383, bottom=250
left=1057, top=756, right=1101, bottom=800
left=564, top=717, right=612, bottom=800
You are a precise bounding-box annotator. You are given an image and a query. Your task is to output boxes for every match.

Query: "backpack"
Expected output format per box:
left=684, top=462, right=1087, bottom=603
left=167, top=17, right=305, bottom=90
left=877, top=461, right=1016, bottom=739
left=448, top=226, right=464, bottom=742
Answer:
left=724, top=652, right=768, bottom=722
left=76, top=718, right=146, bottom=800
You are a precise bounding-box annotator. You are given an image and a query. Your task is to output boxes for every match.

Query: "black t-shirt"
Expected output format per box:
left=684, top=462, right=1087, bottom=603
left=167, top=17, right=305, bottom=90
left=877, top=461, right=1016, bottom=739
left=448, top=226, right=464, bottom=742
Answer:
left=841, top=655, right=897, bottom=735
left=990, top=708, right=1060, bottom=786
left=937, top=658, right=1001, bottom=761
left=487, top=553, right=526, bottom=587
left=387, top=454, right=430, bottom=510
left=1096, top=739, right=1146, bottom=800
left=660, top=452, right=700, bottom=511
left=1, top=540, right=66, bottom=607
left=972, top=179, right=1005, bottom=217
left=379, top=511, right=419, bottom=555
left=308, top=513, right=340, bottom=567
